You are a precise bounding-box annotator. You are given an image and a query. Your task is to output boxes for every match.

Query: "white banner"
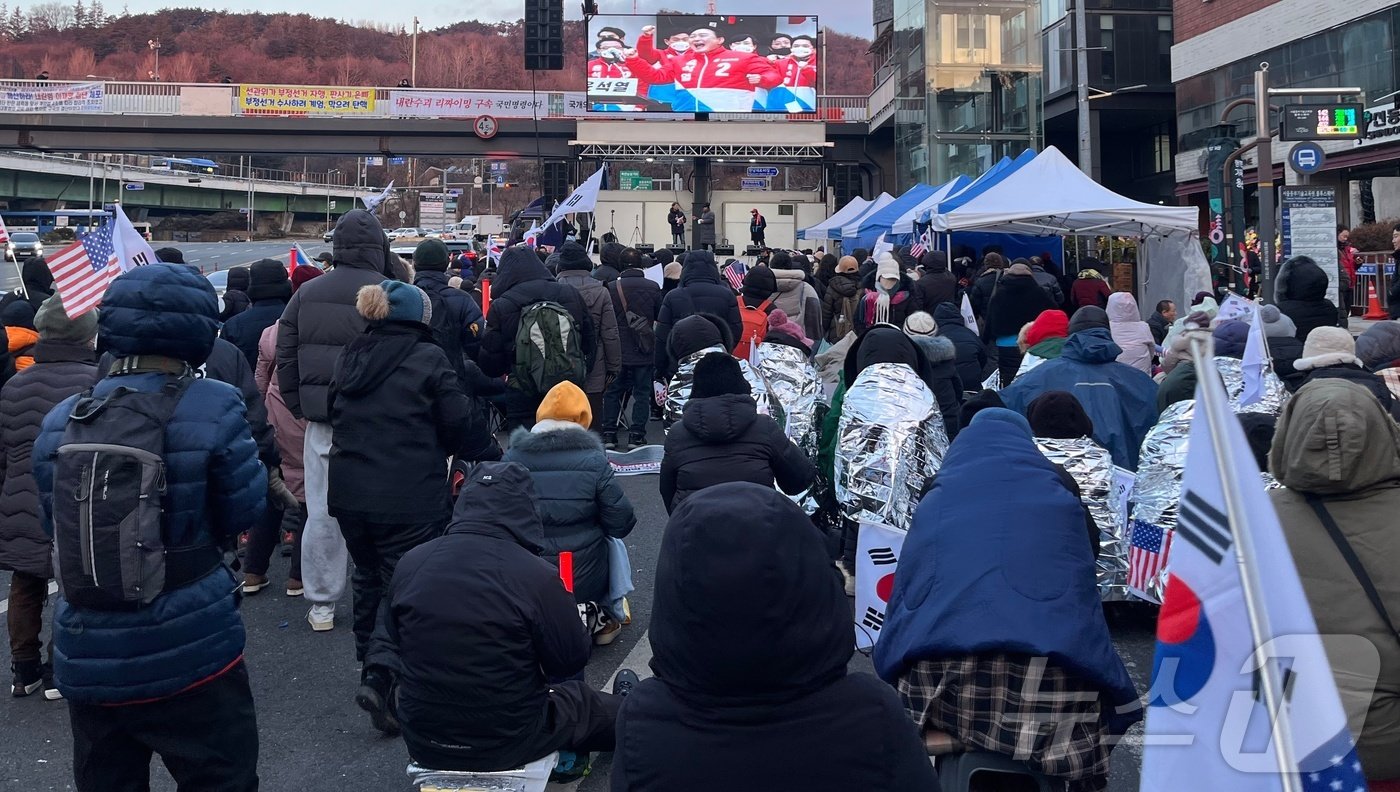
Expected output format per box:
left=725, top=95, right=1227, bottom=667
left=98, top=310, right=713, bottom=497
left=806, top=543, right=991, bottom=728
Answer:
left=854, top=521, right=906, bottom=651
left=605, top=445, right=663, bottom=476
left=0, top=82, right=103, bottom=113
left=389, top=90, right=545, bottom=119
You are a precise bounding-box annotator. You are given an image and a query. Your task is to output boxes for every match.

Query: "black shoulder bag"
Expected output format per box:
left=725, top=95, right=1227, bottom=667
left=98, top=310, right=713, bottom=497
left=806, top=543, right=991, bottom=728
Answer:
left=1307, top=494, right=1400, bottom=643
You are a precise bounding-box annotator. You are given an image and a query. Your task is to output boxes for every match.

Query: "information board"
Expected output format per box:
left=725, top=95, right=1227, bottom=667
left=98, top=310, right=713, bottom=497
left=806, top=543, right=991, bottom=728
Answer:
left=1280, top=186, right=1340, bottom=305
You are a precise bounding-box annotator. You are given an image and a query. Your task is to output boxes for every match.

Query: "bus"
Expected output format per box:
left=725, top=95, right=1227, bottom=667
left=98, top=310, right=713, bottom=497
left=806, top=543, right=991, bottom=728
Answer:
left=155, top=157, right=220, bottom=174
left=0, top=210, right=113, bottom=236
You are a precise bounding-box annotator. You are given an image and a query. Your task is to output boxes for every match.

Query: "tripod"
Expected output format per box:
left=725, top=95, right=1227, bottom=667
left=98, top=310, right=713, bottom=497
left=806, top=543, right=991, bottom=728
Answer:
left=629, top=214, right=643, bottom=246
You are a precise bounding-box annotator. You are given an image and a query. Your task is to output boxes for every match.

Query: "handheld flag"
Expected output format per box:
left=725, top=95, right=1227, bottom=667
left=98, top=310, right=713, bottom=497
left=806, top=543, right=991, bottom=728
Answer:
left=49, top=223, right=120, bottom=317
left=540, top=168, right=604, bottom=231
left=0, top=215, right=9, bottom=246
left=290, top=243, right=316, bottom=273
left=959, top=292, right=977, bottom=331
left=909, top=229, right=929, bottom=259
left=722, top=259, right=747, bottom=291
left=523, top=222, right=542, bottom=249
left=111, top=211, right=158, bottom=271
left=363, top=181, right=395, bottom=211
left=871, top=233, right=894, bottom=263
left=1239, top=303, right=1271, bottom=407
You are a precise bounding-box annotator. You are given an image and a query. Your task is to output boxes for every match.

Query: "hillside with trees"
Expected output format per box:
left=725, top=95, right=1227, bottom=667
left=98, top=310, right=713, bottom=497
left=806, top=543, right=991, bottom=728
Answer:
left=0, top=6, right=874, bottom=94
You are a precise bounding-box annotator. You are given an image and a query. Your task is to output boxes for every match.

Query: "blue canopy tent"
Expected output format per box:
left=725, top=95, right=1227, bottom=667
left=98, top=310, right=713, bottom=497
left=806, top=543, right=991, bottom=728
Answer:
left=890, top=175, right=973, bottom=241
left=841, top=183, right=940, bottom=251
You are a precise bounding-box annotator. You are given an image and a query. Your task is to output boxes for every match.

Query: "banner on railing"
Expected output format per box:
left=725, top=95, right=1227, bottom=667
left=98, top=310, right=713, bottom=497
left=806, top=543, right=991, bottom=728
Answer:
left=388, top=90, right=551, bottom=119
left=0, top=82, right=103, bottom=113
left=237, top=85, right=375, bottom=114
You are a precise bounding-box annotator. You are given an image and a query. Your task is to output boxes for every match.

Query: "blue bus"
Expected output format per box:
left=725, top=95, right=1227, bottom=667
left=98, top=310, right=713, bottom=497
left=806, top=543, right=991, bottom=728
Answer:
left=156, top=157, right=219, bottom=174
left=0, top=210, right=113, bottom=236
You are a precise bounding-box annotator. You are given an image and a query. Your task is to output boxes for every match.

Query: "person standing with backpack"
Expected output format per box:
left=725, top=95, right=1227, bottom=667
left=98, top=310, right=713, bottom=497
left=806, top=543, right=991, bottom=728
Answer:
left=555, top=242, right=621, bottom=430
left=736, top=265, right=779, bottom=357
left=603, top=253, right=662, bottom=451
left=478, top=246, right=596, bottom=431
left=33, top=264, right=267, bottom=791
left=820, top=255, right=866, bottom=344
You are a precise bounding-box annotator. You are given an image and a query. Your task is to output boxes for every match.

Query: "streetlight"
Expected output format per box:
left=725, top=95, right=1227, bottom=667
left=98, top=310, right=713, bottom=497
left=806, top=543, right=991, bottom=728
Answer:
left=147, top=39, right=161, bottom=81
left=1086, top=84, right=1146, bottom=101
left=411, top=18, right=420, bottom=87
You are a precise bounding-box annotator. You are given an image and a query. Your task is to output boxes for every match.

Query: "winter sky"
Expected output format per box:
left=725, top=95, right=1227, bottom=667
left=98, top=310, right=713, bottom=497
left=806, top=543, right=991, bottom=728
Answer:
left=113, top=0, right=874, bottom=36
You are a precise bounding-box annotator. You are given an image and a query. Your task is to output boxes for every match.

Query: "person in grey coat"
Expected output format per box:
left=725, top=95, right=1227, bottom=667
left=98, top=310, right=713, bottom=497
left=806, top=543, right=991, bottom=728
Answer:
left=0, top=296, right=98, bottom=698
left=555, top=242, right=621, bottom=429
left=695, top=203, right=717, bottom=250
left=1029, top=256, right=1065, bottom=307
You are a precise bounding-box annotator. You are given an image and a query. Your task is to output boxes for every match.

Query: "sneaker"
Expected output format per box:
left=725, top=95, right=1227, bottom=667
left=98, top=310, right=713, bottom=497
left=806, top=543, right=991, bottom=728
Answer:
left=40, top=664, right=62, bottom=701
left=285, top=578, right=304, bottom=597
left=11, top=660, right=42, bottom=697
left=307, top=603, right=335, bottom=631
left=593, top=615, right=622, bottom=646
left=612, top=668, right=640, bottom=697
left=620, top=596, right=632, bottom=626
left=242, top=573, right=270, bottom=594
left=280, top=529, right=294, bottom=557
left=836, top=561, right=855, bottom=597
left=602, top=431, right=619, bottom=451
left=627, top=432, right=647, bottom=449
left=356, top=668, right=401, bottom=736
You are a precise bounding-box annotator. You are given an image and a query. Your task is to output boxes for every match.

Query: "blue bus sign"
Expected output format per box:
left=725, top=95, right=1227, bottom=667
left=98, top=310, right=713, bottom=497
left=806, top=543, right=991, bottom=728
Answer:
left=1288, top=142, right=1326, bottom=175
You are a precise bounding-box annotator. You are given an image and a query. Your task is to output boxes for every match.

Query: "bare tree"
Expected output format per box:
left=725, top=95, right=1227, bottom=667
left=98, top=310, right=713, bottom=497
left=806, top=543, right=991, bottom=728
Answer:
left=27, top=1, right=75, bottom=32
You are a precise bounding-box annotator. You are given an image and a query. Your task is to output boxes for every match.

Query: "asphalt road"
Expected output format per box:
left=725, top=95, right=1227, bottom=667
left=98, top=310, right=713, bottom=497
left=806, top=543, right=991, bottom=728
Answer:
left=166, top=240, right=334, bottom=273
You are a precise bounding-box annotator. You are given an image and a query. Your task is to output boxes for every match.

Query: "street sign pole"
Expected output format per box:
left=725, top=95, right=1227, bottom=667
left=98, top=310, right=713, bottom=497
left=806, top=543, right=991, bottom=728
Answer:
left=1256, top=65, right=1276, bottom=302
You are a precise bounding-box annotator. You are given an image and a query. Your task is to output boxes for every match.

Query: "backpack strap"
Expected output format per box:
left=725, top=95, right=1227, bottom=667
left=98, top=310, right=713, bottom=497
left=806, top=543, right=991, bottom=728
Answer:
left=759, top=292, right=779, bottom=312
left=1306, top=494, right=1400, bottom=645
left=616, top=277, right=632, bottom=313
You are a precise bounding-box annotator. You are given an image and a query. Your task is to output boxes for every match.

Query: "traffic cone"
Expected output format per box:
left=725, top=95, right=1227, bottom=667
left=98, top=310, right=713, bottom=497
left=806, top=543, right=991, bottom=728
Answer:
left=1364, top=283, right=1388, bottom=320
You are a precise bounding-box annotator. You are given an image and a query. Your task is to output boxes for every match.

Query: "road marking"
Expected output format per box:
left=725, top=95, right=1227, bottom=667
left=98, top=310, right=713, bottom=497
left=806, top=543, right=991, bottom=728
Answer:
left=600, top=629, right=653, bottom=692
left=0, top=580, right=59, bottom=615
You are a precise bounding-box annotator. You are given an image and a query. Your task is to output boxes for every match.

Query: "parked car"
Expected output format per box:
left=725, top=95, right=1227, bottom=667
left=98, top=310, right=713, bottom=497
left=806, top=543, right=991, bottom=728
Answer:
left=387, top=227, right=421, bottom=240
left=322, top=229, right=334, bottom=243
left=205, top=268, right=229, bottom=297
left=6, top=232, right=42, bottom=262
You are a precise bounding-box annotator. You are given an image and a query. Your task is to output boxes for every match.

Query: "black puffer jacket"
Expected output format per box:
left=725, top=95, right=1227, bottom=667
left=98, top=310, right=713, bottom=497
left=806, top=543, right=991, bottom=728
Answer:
left=908, top=334, right=965, bottom=440
left=984, top=272, right=1056, bottom=340
left=933, top=302, right=989, bottom=391
left=660, top=393, right=815, bottom=513
left=0, top=341, right=96, bottom=578
left=914, top=252, right=959, bottom=309
left=415, top=269, right=484, bottom=380
left=277, top=209, right=398, bottom=422
left=610, top=269, right=663, bottom=367
left=1277, top=257, right=1340, bottom=342
left=220, top=297, right=287, bottom=371
left=329, top=322, right=490, bottom=525
left=477, top=247, right=595, bottom=378
left=365, top=463, right=591, bottom=772
left=820, top=272, right=864, bottom=343
left=502, top=425, right=636, bottom=605
left=612, top=482, right=940, bottom=792
left=655, top=252, right=744, bottom=376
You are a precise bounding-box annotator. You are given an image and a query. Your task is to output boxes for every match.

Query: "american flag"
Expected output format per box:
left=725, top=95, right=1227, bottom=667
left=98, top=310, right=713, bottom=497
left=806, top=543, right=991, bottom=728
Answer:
left=1126, top=519, right=1172, bottom=599
left=909, top=230, right=929, bottom=259
left=722, top=260, right=746, bottom=291
left=49, top=223, right=120, bottom=317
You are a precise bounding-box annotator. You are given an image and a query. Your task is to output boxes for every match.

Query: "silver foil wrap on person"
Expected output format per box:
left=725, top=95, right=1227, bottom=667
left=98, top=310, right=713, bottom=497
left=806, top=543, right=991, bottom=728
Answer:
left=834, top=363, right=948, bottom=531
left=753, top=342, right=824, bottom=514
left=664, top=345, right=777, bottom=425
left=1127, top=399, right=1193, bottom=603
left=1214, top=356, right=1288, bottom=415
left=1035, top=436, right=1131, bottom=602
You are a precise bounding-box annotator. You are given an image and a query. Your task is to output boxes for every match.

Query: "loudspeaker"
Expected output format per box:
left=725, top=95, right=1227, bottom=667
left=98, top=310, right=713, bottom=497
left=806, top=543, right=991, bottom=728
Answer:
left=831, top=163, right=863, bottom=208
left=541, top=161, right=570, bottom=204
left=667, top=244, right=685, bottom=252
left=525, top=0, right=565, bottom=71
left=714, top=245, right=736, bottom=256
left=745, top=245, right=763, bottom=255
left=635, top=243, right=655, bottom=253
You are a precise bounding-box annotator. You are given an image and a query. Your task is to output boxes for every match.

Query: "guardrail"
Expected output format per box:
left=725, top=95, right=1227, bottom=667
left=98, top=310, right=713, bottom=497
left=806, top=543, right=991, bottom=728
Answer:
left=1357, top=251, right=1394, bottom=314
left=1, top=150, right=363, bottom=189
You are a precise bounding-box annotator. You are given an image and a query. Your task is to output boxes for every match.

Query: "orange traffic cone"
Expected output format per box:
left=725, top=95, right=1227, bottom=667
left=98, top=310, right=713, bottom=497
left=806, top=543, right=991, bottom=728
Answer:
left=1364, top=283, right=1388, bottom=320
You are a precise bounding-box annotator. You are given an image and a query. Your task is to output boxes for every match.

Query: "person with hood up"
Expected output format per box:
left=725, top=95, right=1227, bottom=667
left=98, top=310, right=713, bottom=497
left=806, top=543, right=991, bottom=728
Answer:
left=329, top=280, right=496, bottom=729
left=904, top=311, right=963, bottom=439
left=595, top=241, right=624, bottom=285
left=932, top=301, right=988, bottom=392
left=966, top=252, right=1008, bottom=318
left=1, top=296, right=97, bottom=699
left=1068, top=266, right=1111, bottom=313
left=413, top=238, right=485, bottom=381
left=503, top=382, right=637, bottom=644
left=1106, top=292, right=1155, bottom=375
left=279, top=208, right=404, bottom=632
left=915, top=250, right=959, bottom=309
left=603, top=250, right=663, bottom=451
left=769, top=249, right=823, bottom=343
left=0, top=256, right=56, bottom=330
left=660, top=353, right=814, bottom=514
left=221, top=258, right=292, bottom=370
left=1001, top=307, right=1160, bottom=469
left=1157, top=319, right=1247, bottom=412
left=33, top=264, right=266, bottom=789
left=1161, top=293, right=1220, bottom=353
left=1160, top=309, right=1215, bottom=374
left=820, top=255, right=866, bottom=343
left=874, top=409, right=1139, bottom=791
left=1293, top=326, right=1400, bottom=421
left=219, top=266, right=252, bottom=321
left=655, top=250, right=744, bottom=379
left=857, top=252, right=920, bottom=336
left=1270, top=379, right=1400, bottom=787
left=1357, top=321, right=1400, bottom=400
left=1030, top=255, right=1065, bottom=307
left=555, top=241, right=621, bottom=428
left=984, top=261, right=1056, bottom=385
left=363, top=462, right=630, bottom=772
left=1276, top=255, right=1340, bottom=342
left=612, top=482, right=939, bottom=791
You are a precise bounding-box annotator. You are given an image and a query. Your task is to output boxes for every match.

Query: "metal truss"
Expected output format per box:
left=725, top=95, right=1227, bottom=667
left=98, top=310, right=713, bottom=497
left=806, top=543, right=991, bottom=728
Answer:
left=573, top=143, right=829, bottom=160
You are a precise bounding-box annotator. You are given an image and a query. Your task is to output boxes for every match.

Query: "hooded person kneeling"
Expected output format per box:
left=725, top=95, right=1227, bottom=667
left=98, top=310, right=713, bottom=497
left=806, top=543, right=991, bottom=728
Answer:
left=611, top=482, right=940, bottom=792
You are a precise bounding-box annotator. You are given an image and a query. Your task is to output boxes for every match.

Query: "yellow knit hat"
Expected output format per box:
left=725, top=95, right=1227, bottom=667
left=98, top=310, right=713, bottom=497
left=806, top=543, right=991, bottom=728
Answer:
left=535, top=381, right=592, bottom=428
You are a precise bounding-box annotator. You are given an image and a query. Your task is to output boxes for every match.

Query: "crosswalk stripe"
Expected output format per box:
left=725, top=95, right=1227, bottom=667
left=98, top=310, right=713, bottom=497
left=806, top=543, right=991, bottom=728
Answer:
left=0, top=579, right=58, bottom=615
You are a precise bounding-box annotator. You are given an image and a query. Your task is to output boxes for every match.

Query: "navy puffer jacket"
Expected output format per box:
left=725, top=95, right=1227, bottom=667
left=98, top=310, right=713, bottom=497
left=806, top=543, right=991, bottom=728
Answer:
left=33, top=264, right=267, bottom=704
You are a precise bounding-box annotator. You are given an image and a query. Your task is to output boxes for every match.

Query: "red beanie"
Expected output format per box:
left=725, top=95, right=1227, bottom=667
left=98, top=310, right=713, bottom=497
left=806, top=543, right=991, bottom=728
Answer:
left=1025, top=310, right=1069, bottom=348
left=291, top=265, right=323, bottom=292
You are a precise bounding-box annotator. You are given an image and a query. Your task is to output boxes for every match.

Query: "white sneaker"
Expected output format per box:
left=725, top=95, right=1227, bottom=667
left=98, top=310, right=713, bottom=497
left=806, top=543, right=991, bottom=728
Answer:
left=43, top=687, right=63, bottom=701
left=307, top=604, right=335, bottom=631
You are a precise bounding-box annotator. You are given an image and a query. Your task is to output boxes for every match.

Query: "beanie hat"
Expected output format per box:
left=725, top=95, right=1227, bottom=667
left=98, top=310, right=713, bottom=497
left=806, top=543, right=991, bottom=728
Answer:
left=653, top=248, right=675, bottom=266
left=1026, top=390, right=1095, bottom=439
left=769, top=250, right=793, bottom=270
left=1258, top=304, right=1297, bottom=339
left=690, top=352, right=752, bottom=399
left=247, top=258, right=293, bottom=301
left=741, top=265, right=778, bottom=304
left=226, top=267, right=250, bottom=293
left=958, top=388, right=1006, bottom=431
left=1067, top=306, right=1110, bottom=335
left=291, top=264, right=323, bottom=292
left=1356, top=321, right=1400, bottom=368
left=22, top=256, right=54, bottom=293
left=155, top=247, right=185, bottom=264
left=34, top=293, right=97, bottom=344
left=663, top=262, right=682, bottom=281
left=836, top=255, right=859, bottom=274
left=1026, top=310, right=1069, bottom=348
left=903, top=311, right=937, bottom=337
left=535, top=381, right=592, bottom=428
left=767, top=309, right=811, bottom=348
left=1211, top=320, right=1249, bottom=359
left=1294, top=326, right=1361, bottom=371
left=356, top=280, right=432, bottom=327
left=670, top=313, right=734, bottom=361
left=876, top=253, right=900, bottom=281
left=557, top=241, right=593, bottom=272
left=1006, top=262, right=1033, bottom=277
left=414, top=238, right=451, bottom=272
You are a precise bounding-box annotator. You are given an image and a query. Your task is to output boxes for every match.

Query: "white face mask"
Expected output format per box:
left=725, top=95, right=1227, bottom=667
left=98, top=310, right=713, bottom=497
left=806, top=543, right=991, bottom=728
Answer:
left=732, top=42, right=755, bottom=53
left=791, top=45, right=813, bottom=58
left=669, top=40, right=690, bottom=52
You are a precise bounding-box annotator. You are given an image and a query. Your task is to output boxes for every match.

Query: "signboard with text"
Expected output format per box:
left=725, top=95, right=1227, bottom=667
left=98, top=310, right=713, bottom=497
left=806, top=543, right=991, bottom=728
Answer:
left=0, top=82, right=103, bottom=113
left=238, top=85, right=375, bottom=114
left=1279, top=104, right=1362, bottom=141
left=390, top=91, right=544, bottom=119
left=1281, top=186, right=1340, bottom=305
left=1359, top=101, right=1400, bottom=148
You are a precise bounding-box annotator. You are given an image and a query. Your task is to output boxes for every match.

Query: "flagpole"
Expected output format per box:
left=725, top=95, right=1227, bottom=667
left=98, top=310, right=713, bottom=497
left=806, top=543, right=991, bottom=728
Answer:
left=1188, top=336, right=1303, bottom=792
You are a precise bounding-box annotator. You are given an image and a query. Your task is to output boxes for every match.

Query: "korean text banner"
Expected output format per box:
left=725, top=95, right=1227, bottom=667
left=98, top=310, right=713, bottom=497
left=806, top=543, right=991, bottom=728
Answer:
left=585, top=14, right=819, bottom=114
left=389, top=91, right=548, bottom=119
left=0, top=82, right=103, bottom=113
left=238, top=85, right=375, bottom=114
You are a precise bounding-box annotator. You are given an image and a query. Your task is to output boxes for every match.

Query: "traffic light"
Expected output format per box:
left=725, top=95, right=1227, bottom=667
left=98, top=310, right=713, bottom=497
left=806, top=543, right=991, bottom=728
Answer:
left=525, top=0, right=564, bottom=71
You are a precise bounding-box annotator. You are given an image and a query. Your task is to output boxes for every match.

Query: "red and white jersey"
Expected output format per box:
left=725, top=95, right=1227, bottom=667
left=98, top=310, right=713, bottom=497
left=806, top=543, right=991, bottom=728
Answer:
left=781, top=56, right=817, bottom=89
left=636, top=34, right=687, bottom=67
left=587, top=58, right=632, bottom=80
left=627, top=33, right=782, bottom=112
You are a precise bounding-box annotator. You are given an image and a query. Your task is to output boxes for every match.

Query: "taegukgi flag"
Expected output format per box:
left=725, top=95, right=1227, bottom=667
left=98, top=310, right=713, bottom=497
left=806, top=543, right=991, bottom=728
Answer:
left=541, top=167, right=605, bottom=231
left=111, top=210, right=159, bottom=271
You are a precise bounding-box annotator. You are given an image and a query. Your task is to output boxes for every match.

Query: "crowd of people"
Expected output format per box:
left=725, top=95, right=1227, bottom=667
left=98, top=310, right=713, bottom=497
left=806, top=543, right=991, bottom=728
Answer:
left=3, top=207, right=1400, bottom=792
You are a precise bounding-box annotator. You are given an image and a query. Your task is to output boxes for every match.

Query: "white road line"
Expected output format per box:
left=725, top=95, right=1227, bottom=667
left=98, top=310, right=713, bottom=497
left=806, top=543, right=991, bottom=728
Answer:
left=600, top=630, right=653, bottom=692
left=0, top=580, right=58, bottom=615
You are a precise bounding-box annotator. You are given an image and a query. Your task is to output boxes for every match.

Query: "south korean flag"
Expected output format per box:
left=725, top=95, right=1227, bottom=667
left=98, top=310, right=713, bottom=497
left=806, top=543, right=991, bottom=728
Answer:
left=854, top=521, right=906, bottom=652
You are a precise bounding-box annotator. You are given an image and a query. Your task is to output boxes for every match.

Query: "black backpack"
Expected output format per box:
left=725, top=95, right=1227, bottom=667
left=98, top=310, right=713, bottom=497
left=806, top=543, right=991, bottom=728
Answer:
left=52, top=375, right=219, bottom=610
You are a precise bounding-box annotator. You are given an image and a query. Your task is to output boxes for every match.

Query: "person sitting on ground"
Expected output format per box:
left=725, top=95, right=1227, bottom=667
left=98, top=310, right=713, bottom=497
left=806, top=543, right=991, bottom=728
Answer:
left=821, top=255, right=866, bottom=344
left=1293, top=326, right=1400, bottom=421
left=1357, top=320, right=1400, bottom=401
left=1157, top=319, right=1246, bottom=412
left=1161, top=310, right=1214, bottom=374
left=612, top=482, right=940, bottom=791
left=1148, top=299, right=1175, bottom=346
left=655, top=251, right=744, bottom=380
left=932, top=301, right=987, bottom=392
left=1020, top=308, right=1071, bottom=375
left=1106, top=292, right=1154, bottom=375
left=1276, top=255, right=1340, bottom=342
left=364, top=462, right=634, bottom=773
left=1260, top=304, right=1304, bottom=389
left=1270, top=379, right=1400, bottom=788
left=903, top=311, right=963, bottom=439
left=958, top=388, right=1005, bottom=432
left=503, top=381, right=637, bottom=645
left=1161, top=293, right=1220, bottom=353
left=875, top=408, right=1139, bottom=792
left=219, top=266, right=251, bottom=321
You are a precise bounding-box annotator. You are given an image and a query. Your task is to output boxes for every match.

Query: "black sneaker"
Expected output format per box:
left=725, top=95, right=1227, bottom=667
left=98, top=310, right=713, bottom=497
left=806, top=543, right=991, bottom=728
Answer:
left=40, top=663, right=61, bottom=701
left=627, top=432, right=648, bottom=449
left=602, top=431, right=619, bottom=451
left=11, top=660, right=42, bottom=697
left=612, top=668, right=640, bottom=698
left=356, top=668, right=401, bottom=736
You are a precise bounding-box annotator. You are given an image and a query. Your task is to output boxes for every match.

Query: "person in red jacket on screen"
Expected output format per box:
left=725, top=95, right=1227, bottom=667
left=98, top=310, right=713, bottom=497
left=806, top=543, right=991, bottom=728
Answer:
left=625, top=23, right=782, bottom=113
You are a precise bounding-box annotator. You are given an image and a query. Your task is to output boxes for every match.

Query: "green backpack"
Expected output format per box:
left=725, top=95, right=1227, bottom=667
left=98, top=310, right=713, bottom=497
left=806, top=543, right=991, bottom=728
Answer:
left=511, top=301, right=587, bottom=397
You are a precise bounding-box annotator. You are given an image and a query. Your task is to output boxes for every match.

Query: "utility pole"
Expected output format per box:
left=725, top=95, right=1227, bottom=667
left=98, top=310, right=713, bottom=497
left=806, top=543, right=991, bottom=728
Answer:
left=411, top=17, right=420, bottom=87
left=1074, top=0, right=1091, bottom=177
left=1255, top=65, right=1274, bottom=299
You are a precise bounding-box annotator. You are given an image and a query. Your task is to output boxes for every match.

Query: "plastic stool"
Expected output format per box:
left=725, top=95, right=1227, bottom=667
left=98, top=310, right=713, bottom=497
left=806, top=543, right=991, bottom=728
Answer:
left=406, top=751, right=560, bottom=792
left=935, top=751, right=1066, bottom=792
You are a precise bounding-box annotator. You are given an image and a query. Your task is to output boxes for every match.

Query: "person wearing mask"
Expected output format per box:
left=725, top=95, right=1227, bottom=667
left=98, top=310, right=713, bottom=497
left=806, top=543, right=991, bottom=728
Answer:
left=1292, top=326, right=1400, bottom=421
left=914, top=250, right=958, bottom=309
left=655, top=250, right=744, bottom=381
left=1106, top=292, right=1155, bottom=376
left=219, top=266, right=252, bottom=321
left=984, top=262, right=1055, bottom=385
left=768, top=250, right=823, bottom=344
left=612, top=482, right=939, bottom=791
left=770, top=35, right=818, bottom=112
left=1068, top=268, right=1111, bottom=313
left=693, top=203, right=717, bottom=250
left=1337, top=225, right=1357, bottom=329
left=1260, top=304, right=1304, bottom=390
left=1, top=296, right=98, bottom=699
left=932, top=302, right=988, bottom=392
left=278, top=208, right=404, bottom=632
left=1356, top=321, right=1400, bottom=400
left=603, top=250, right=663, bottom=451
left=667, top=203, right=687, bottom=247
left=660, top=352, right=814, bottom=514
left=821, top=255, right=865, bottom=344
left=1029, top=255, right=1064, bottom=307
left=874, top=409, right=1139, bottom=791
left=363, top=462, right=632, bottom=773
left=1271, top=379, right=1400, bottom=788
left=903, top=311, right=963, bottom=439
left=413, top=238, right=484, bottom=380
left=221, top=259, right=292, bottom=370
left=628, top=24, right=783, bottom=113
left=1276, top=255, right=1340, bottom=342
left=749, top=209, right=767, bottom=247
left=555, top=242, right=622, bottom=428
left=1001, top=306, right=1159, bottom=470
left=1148, top=299, right=1176, bottom=346
left=33, top=264, right=266, bottom=790
left=857, top=253, right=920, bottom=336
left=0, top=256, right=56, bottom=330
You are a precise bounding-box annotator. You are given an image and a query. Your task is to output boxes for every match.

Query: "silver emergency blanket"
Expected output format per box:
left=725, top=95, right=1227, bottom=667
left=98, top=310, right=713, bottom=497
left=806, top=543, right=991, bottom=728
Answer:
left=981, top=351, right=1049, bottom=390
left=1214, top=355, right=1288, bottom=415
left=834, top=363, right=948, bottom=531
left=1127, top=399, right=1194, bottom=603
left=1035, top=437, right=1131, bottom=602
left=753, top=342, right=822, bottom=449
left=664, top=346, right=776, bottom=425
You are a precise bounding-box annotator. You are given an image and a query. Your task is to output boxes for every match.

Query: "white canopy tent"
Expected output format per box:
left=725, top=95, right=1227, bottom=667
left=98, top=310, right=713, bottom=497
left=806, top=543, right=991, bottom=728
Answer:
left=797, top=196, right=874, bottom=241
left=932, top=147, right=1200, bottom=238
left=890, top=176, right=970, bottom=236
left=828, top=192, right=895, bottom=242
